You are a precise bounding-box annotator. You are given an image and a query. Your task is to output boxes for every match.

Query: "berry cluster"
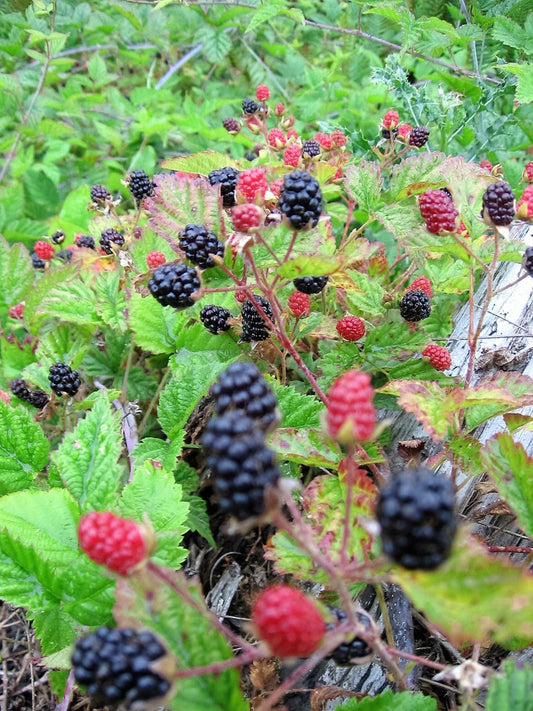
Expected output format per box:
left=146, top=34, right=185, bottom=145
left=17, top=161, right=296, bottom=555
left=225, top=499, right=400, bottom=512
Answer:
left=34, top=240, right=55, bottom=261
left=208, top=166, right=240, bottom=208
left=90, top=184, right=111, bottom=205
left=287, top=290, right=310, bottom=317
left=49, top=362, right=81, bottom=397
left=293, top=275, right=328, bottom=294
left=516, top=185, right=533, bottom=220
left=336, top=315, right=365, bottom=341
left=148, top=263, right=201, bottom=309
left=75, top=234, right=96, bottom=250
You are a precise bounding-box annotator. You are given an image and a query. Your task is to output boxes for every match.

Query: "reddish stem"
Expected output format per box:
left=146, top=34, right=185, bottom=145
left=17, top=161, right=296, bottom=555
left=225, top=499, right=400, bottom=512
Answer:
left=487, top=545, right=533, bottom=554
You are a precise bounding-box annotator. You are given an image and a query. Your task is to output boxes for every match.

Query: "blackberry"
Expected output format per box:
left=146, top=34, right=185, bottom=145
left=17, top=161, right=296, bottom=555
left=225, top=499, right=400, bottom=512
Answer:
left=76, top=234, right=96, bottom=250
left=51, top=229, right=65, bottom=245
left=31, top=253, right=46, bottom=270
left=200, top=304, right=232, bottom=334
left=100, top=228, right=125, bottom=255
left=376, top=467, right=457, bottom=570
left=327, top=608, right=374, bottom=665
left=278, top=170, right=323, bottom=230
left=56, top=249, right=73, bottom=262
left=179, top=224, right=224, bottom=269
left=241, top=296, right=273, bottom=342
left=27, top=390, right=50, bottom=409
left=302, top=139, right=321, bottom=158
left=293, top=275, right=328, bottom=295
left=90, top=184, right=111, bottom=205
left=210, top=361, right=279, bottom=432
left=127, top=169, right=154, bottom=204
left=202, top=412, right=280, bottom=520
left=242, top=97, right=259, bottom=115
left=148, top=263, right=201, bottom=309
left=524, top=246, right=533, bottom=277
left=381, top=128, right=398, bottom=140
left=48, top=362, right=81, bottom=397
left=10, top=378, right=31, bottom=402
left=208, top=166, right=240, bottom=208
left=223, top=117, right=240, bottom=134
left=72, top=627, right=170, bottom=705
left=399, top=289, right=431, bottom=322
left=408, top=126, right=430, bottom=147
left=481, top=181, right=515, bottom=226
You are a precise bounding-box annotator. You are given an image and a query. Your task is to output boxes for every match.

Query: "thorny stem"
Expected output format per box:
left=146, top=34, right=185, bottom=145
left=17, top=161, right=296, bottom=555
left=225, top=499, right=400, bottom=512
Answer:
left=339, top=200, right=356, bottom=248
left=384, top=646, right=448, bottom=672
left=491, top=270, right=528, bottom=296
left=487, top=545, right=533, bottom=554
left=171, top=647, right=265, bottom=680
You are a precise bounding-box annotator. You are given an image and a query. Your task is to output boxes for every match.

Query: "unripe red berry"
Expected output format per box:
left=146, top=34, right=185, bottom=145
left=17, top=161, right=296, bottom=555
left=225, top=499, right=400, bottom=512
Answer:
left=146, top=251, right=167, bottom=269
left=8, top=302, right=24, bottom=319
left=287, top=291, right=310, bottom=317
left=480, top=159, right=493, bottom=172
left=34, top=240, right=55, bottom=260
left=232, top=203, right=262, bottom=232
left=517, top=185, right=533, bottom=220
left=331, top=129, right=347, bottom=147
left=326, top=370, right=376, bottom=443
left=397, top=123, right=412, bottom=141
left=78, top=511, right=150, bottom=575
left=236, top=167, right=268, bottom=203
left=523, top=162, right=533, bottom=184
left=268, top=128, right=286, bottom=149
left=382, top=110, right=399, bottom=129
left=406, top=277, right=432, bottom=299
left=336, top=315, right=365, bottom=341
left=256, top=84, right=270, bottom=101
left=422, top=344, right=452, bottom=371
left=315, top=132, right=332, bottom=150
left=275, top=102, right=285, bottom=116
left=283, top=144, right=302, bottom=168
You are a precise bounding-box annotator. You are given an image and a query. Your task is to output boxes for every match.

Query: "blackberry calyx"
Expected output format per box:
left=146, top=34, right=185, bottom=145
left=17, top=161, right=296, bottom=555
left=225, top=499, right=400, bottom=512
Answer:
left=399, top=289, right=431, bottom=322
left=148, top=263, right=201, bottom=309
left=207, top=166, right=240, bottom=208
left=293, top=275, right=329, bottom=295
left=179, top=224, right=224, bottom=269
left=200, top=304, right=232, bottom=334
left=48, top=362, right=81, bottom=397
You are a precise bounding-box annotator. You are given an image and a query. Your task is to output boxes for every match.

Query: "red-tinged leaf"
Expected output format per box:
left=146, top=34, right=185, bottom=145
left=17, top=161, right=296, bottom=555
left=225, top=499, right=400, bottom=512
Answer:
left=503, top=412, right=533, bottom=433
left=161, top=150, right=241, bottom=175
left=269, top=427, right=342, bottom=467
left=480, top=433, right=533, bottom=537
left=395, top=181, right=445, bottom=200
left=437, top=154, right=492, bottom=214
left=344, top=160, right=383, bottom=212
left=394, top=530, right=533, bottom=649
left=463, top=373, right=533, bottom=430
left=389, top=151, right=446, bottom=198
left=380, top=380, right=462, bottom=441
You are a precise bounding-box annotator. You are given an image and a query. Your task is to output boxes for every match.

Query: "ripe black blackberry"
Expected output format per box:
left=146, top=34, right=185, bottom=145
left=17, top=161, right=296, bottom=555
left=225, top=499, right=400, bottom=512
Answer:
left=127, top=169, right=154, bottom=204
left=293, top=275, right=328, bottom=294
left=399, top=289, right=431, bottom=322
left=207, top=166, right=240, bottom=208
left=56, top=249, right=73, bottom=262
left=10, top=378, right=31, bottom=402
left=408, top=126, right=430, bottom=147
left=242, top=97, right=259, bottom=115
left=481, top=181, right=515, bottom=226
left=51, top=229, right=65, bottom=245
left=31, top=253, right=46, bottom=270
left=241, top=296, right=273, bottom=342
left=326, top=608, right=374, bottom=665
left=72, top=627, right=170, bottom=705
left=210, top=361, right=279, bottom=432
left=223, top=117, right=240, bottom=134
left=148, top=263, right=201, bottom=309
left=100, top=228, right=125, bottom=255
left=376, top=467, right=457, bottom=570
left=278, top=170, right=323, bottom=230
left=90, top=184, right=111, bottom=205
left=302, top=139, right=320, bottom=158
left=202, top=412, right=280, bottom=520
left=179, top=224, right=224, bottom=269
left=524, top=246, right=533, bottom=276
left=27, top=390, right=50, bottom=409
left=48, top=362, right=81, bottom=397
left=381, top=127, right=398, bottom=140
left=200, top=304, right=232, bottom=334
left=75, top=234, right=96, bottom=250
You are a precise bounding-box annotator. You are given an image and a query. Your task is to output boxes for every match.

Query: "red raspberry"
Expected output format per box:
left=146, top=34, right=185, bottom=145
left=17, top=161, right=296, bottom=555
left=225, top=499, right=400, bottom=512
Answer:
left=422, top=344, right=452, bottom=371
left=78, top=511, right=149, bottom=575
left=456, top=220, right=470, bottom=239
left=397, top=123, right=412, bottom=141
left=406, top=277, right=432, bottom=298
left=480, top=159, right=493, bottom=172
left=146, top=251, right=166, bottom=269
left=268, top=128, right=286, bottom=149
left=336, top=315, right=365, bottom=341
left=236, top=167, right=268, bottom=203
left=418, top=189, right=458, bottom=234
left=326, top=370, right=375, bottom=442
left=275, top=102, right=285, bottom=116
left=256, top=84, right=270, bottom=101
left=232, top=203, right=262, bottom=232
left=251, top=585, right=325, bottom=658
left=382, top=110, right=399, bottom=129
left=283, top=144, right=302, bottom=168
left=331, top=129, right=347, bottom=148
left=288, top=291, right=310, bottom=317
left=517, top=185, right=533, bottom=219
left=524, top=162, right=533, bottom=184
left=235, top=289, right=248, bottom=303
left=8, top=302, right=24, bottom=319
left=34, top=240, right=55, bottom=260
left=315, top=132, right=332, bottom=150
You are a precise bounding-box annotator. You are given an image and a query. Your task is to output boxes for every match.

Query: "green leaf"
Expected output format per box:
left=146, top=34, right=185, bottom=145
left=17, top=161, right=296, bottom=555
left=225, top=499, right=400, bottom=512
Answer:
left=94, top=270, right=127, bottom=332
left=246, top=2, right=284, bottom=32
left=344, top=269, right=385, bottom=319
left=344, top=160, right=383, bottom=212
left=23, top=264, right=77, bottom=333
left=0, top=402, right=49, bottom=495
left=269, top=428, right=342, bottom=467
left=389, top=152, right=446, bottom=199
left=184, top=494, right=215, bottom=548
left=196, top=26, right=232, bottom=63
left=395, top=531, right=533, bottom=649
left=271, top=382, right=323, bottom=428
left=132, top=437, right=182, bottom=472
left=492, top=17, right=533, bottom=53
left=128, top=290, right=179, bottom=354
left=52, top=391, right=124, bottom=511
left=114, top=569, right=249, bottom=711
left=499, top=64, right=533, bottom=104
left=342, top=689, right=436, bottom=710
left=38, top=274, right=99, bottom=325
left=0, top=234, right=33, bottom=308
left=161, top=152, right=241, bottom=175
left=486, top=659, right=533, bottom=711
left=119, top=463, right=189, bottom=568
left=36, top=323, right=92, bottom=371
left=480, top=433, right=533, bottom=537
left=462, top=373, right=533, bottom=430
left=276, top=253, right=341, bottom=280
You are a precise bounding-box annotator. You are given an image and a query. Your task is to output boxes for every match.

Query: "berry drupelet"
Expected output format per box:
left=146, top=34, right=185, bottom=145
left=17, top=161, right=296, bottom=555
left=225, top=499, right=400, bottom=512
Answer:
left=293, top=275, right=328, bottom=294
left=399, top=290, right=431, bottom=322
left=148, top=263, right=201, bottom=309
left=72, top=627, right=171, bottom=705
left=481, top=181, right=516, bottom=226
left=200, top=304, right=232, bottom=335
left=241, top=295, right=273, bottom=342
left=49, top=362, right=81, bottom=397
left=100, top=228, right=125, bottom=255
left=207, top=166, right=240, bottom=208
left=278, top=170, right=323, bottom=230
left=127, top=169, right=154, bottom=204
left=376, top=467, right=457, bottom=570
left=179, top=224, right=224, bottom=269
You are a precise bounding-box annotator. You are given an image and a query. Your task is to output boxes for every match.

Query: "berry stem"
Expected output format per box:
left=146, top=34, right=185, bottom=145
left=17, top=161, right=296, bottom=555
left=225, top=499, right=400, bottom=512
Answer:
left=340, top=446, right=358, bottom=567
left=384, top=645, right=448, bottom=672
left=374, top=583, right=396, bottom=648
left=339, top=199, right=356, bottom=249
left=171, top=647, right=265, bottom=680
left=55, top=668, right=75, bottom=711
left=487, top=545, right=533, bottom=554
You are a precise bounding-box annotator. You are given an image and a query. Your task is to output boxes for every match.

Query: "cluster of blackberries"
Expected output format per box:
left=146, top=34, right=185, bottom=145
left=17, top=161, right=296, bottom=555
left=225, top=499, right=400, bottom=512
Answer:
left=49, top=362, right=81, bottom=397
left=376, top=467, right=457, bottom=570
left=241, top=295, right=273, bottom=342
left=207, top=166, right=240, bottom=208
left=202, top=363, right=280, bottom=521
left=9, top=379, right=49, bottom=409
left=148, top=263, right=201, bottom=309
left=72, top=626, right=170, bottom=706
left=326, top=608, right=375, bottom=665
left=179, top=224, right=224, bottom=269
left=278, top=170, right=323, bottom=230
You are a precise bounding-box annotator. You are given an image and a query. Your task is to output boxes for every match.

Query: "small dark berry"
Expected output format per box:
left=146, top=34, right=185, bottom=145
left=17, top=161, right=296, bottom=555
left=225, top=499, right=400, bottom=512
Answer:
left=293, top=275, right=328, bottom=294
left=49, top=362, right=81, bottom=397
left=207, top=166, right=240, bottom=208
left=148, top=263, right=201, bottom=309
left=399, top=290, right=431, bottom=322
left=179, top=224, right=224, bottom=269
left=200, top=305, right=232, bottom=334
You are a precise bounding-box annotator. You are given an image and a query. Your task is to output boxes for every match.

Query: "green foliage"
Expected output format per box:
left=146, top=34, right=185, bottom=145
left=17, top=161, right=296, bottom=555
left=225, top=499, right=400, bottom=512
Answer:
left=342, top=690, right=436, bottom=710
left=486, top=660, right=533, bottom=711
left=0, top=401, right=49, bottom=494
